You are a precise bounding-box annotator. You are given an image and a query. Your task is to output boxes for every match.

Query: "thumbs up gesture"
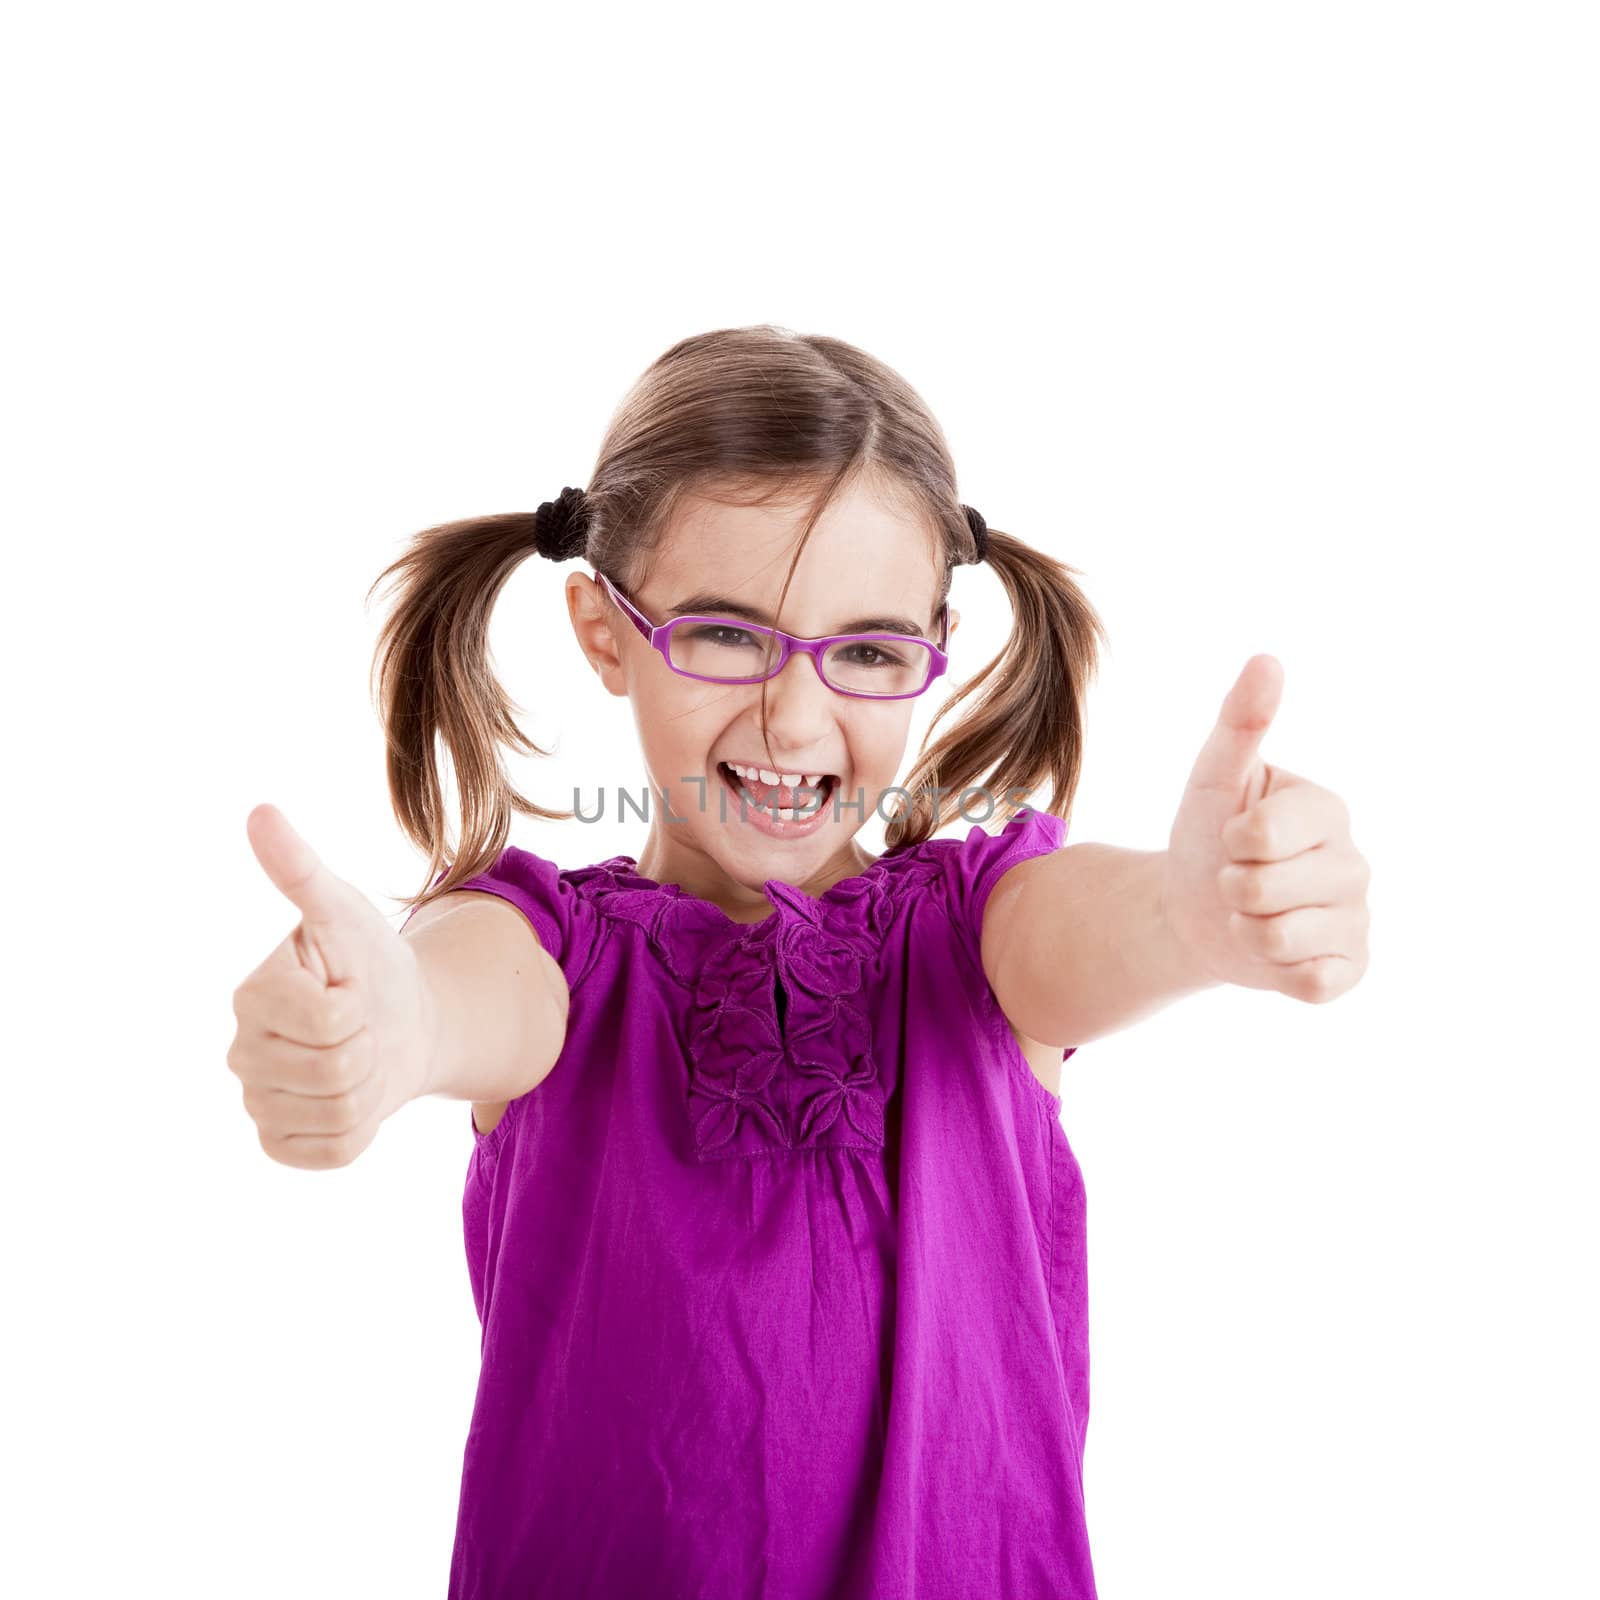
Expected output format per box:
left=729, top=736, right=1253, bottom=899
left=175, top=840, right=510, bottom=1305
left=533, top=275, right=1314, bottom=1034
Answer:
left=228, top=804, right=435, bottom=1168
left=1159, top=656, right=1371, bottom=1002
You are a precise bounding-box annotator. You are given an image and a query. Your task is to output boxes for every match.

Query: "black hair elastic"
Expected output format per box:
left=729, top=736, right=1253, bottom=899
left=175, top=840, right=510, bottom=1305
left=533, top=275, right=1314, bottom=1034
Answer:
left=962, top=505, right=989, bottom=564
left=533, top=486, right=591, bottom=562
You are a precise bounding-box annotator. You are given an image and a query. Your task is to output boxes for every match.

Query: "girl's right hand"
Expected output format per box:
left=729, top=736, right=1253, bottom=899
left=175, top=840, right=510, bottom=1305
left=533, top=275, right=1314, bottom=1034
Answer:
left=229, top=804, right=435, bottom=1170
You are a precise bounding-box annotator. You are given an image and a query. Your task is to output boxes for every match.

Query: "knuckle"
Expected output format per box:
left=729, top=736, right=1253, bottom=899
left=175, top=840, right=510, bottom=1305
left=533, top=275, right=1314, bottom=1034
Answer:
left=317, top=1033, right=371, bottom=1093
left=311, top=990, right=363, bottom=1046
left=325, top=1131, right=361, bottom=1168
left=1233, top=814, right=1271, bottom=857
left=1301, top=962, right=1339, bottom=1002
left=256, top=982, right=307, bottom=1039
left=259, top=1128, right=299, bottom=1168
left=325, top=1088, right=363, bottom=1130
left=305, top=1056, right=345, bottom=1097
left=1283, top=966, right=1314, bottom=1002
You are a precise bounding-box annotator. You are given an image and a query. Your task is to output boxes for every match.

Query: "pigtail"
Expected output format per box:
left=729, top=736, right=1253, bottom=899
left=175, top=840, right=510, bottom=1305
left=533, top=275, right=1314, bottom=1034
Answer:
left=886, top=524, right=1107, bottom=850
left=365, top=511, right=578, bottom=913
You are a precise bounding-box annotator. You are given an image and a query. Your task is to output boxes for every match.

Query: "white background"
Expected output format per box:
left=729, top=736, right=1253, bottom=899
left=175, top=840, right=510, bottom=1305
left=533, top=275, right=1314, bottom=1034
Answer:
left=5, top=2, right=1595, bottom=1595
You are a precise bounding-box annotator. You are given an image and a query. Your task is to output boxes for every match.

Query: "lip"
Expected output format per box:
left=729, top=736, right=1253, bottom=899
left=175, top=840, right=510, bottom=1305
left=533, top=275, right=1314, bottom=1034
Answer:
left=716, top=763, right=836, bottom=839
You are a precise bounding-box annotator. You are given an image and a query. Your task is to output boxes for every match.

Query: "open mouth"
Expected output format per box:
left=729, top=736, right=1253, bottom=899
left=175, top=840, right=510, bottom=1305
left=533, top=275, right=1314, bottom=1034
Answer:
left=718, top=761, right=839, bottom=821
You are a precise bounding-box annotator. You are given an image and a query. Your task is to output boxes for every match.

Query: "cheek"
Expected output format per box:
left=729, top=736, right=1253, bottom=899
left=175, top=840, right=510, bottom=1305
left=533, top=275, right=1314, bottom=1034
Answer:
left=850, top=709, right=915, bottom=774
left=634, top=683, right=726, bottom=773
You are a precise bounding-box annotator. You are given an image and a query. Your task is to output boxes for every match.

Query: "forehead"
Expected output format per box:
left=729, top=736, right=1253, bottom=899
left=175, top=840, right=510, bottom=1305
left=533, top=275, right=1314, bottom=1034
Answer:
left=644, top=481, right=944, bottom=628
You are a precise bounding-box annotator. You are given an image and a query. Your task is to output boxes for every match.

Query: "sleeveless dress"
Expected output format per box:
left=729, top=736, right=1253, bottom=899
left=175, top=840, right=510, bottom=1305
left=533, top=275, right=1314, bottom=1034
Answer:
left=424, top=805, right=1096, bottom=1599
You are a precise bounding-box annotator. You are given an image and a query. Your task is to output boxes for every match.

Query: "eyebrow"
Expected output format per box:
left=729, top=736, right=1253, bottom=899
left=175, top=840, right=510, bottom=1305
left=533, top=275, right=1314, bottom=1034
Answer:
left=668, top=592, right=935, bottom=638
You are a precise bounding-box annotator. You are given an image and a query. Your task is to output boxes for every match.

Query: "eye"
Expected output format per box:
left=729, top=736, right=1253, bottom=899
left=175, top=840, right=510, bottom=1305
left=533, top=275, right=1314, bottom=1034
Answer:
left=685, top=624, right=763, bottom=649
left=836, top=642, right=909, bottom=669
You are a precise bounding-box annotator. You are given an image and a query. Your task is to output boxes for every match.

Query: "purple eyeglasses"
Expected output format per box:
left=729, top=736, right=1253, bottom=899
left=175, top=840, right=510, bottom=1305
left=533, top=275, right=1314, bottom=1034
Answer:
left=595, top=570, right=950, bottom=701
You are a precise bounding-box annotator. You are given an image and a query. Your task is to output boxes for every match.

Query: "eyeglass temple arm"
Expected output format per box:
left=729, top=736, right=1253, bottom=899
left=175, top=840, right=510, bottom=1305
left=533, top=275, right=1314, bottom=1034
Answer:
left=597, top=571, right=656, bottom=642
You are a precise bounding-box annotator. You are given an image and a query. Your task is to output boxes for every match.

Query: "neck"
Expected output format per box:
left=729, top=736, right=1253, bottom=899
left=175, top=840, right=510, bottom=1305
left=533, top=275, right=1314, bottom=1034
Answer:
left=633, top=830, right=879, bottom=921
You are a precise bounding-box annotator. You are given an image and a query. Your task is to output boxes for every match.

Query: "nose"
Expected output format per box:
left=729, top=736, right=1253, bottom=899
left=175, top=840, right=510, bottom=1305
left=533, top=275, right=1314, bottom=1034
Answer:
left=757, top=645, right=839, bottom=751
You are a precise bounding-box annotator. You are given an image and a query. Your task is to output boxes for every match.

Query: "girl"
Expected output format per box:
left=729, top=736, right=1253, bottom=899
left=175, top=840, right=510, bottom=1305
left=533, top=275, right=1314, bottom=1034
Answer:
left=232, top=324, right=1371, bottom=1598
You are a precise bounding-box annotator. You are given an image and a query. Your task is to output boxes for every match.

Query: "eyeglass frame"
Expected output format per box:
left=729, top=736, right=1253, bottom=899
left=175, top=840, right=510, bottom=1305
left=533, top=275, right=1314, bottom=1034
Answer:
left=594, top=569, right=951, bottom=701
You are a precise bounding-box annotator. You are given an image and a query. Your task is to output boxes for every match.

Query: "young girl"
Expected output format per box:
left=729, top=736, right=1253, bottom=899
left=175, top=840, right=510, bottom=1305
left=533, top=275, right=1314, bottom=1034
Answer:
left=233, top=324, right=1370, bottom=1599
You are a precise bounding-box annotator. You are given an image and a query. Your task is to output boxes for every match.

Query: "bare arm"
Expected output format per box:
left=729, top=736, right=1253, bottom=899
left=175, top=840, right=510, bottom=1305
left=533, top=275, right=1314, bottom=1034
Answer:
left=980, top=843, right=1220, bottom=1048
left=400, top=892, right=570, bottom=1111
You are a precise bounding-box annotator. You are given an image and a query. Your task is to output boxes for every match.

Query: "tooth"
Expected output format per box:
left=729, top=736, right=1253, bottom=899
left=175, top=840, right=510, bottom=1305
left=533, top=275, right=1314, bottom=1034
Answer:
left=804, top=773, right=821, bottom=786
left=760, top=768, right=779, bottom=784
left=780, top=772, right=802, bottom=785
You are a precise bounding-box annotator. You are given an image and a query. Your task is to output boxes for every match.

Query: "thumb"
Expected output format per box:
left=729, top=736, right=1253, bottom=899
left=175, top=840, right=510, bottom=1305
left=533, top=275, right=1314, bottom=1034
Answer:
left=1182, top=654, right=1284, bottom=810
left=246, top=803, right=369, bottom=985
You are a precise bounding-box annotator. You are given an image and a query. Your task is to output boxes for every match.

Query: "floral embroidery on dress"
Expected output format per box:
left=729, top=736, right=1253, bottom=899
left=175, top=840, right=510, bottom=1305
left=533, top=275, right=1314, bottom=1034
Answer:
left=687, top=1028, right=789, bottom=1152
left=791, top=1035, right=884, bottom=1144
left=565, top=840, right=951, bottom=1162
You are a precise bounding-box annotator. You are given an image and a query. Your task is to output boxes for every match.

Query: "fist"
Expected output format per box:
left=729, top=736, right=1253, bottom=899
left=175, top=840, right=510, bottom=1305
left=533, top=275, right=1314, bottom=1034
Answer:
left=227, top=804, right=434, bottom=1168
left=1161, top=655, right=1371, bottom=1003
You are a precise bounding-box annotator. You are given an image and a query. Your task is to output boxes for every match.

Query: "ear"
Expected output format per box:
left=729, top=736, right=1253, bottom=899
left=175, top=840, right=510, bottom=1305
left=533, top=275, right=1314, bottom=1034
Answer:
left=566, top=573, right=630, bottom=697
left=946, top=607, right=961, bottom=641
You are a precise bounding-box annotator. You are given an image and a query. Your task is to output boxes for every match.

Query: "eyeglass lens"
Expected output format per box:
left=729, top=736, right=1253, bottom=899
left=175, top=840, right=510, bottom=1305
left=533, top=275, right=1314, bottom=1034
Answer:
left=668, top=621, right=932, bottom=696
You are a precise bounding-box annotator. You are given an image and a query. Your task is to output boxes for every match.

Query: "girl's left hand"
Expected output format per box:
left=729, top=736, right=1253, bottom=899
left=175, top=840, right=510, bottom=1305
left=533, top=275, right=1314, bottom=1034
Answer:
left=1160, top=654, right=1371, bottom=1002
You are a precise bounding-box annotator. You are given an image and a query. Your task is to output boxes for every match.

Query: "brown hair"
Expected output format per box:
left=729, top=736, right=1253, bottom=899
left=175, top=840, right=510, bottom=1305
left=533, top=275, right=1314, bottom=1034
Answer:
left=367, top=323, right=1107, bottom=914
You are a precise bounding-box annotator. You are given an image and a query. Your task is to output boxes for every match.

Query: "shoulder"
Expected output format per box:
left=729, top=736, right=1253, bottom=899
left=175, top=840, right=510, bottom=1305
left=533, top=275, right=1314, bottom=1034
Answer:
left=922, top=806, right=1068, bottom=931
left=905, top=809, right=1077, bottom=1092
left=404, top=843, right=616, bottom=996
left=843, top=807, right=1068, bottom=991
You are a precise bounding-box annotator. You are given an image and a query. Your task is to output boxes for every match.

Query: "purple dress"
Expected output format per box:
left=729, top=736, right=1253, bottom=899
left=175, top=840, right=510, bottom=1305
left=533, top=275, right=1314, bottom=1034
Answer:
left=426, top=805, right=1095, bottom=1598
